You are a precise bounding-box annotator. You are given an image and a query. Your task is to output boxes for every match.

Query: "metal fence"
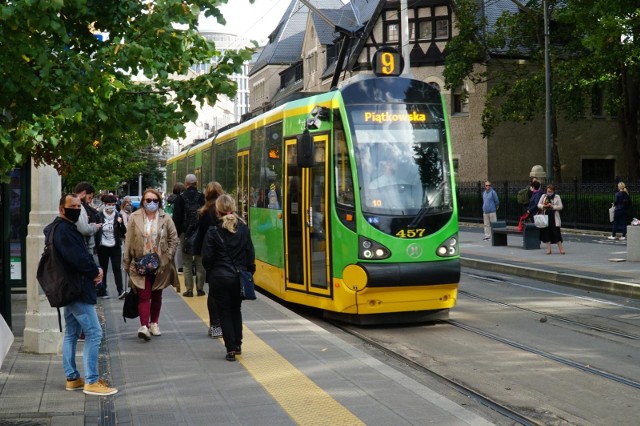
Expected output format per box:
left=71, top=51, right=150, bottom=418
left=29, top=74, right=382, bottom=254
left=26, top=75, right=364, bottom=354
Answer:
left=458, top=180, right=638, bottom=231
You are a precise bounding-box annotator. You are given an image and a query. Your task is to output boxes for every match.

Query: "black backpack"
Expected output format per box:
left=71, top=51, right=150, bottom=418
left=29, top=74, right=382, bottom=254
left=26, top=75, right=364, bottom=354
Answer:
left=181, top=191, right=202, bottom=238
left=36, top=222, right=84, bottom=330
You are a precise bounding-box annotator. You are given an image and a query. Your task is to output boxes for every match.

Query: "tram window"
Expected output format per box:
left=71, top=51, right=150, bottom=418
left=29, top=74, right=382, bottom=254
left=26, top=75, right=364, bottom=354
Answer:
left=334, top=129, right=354, bottom=208
left=250, top=122, right=283, bottom=209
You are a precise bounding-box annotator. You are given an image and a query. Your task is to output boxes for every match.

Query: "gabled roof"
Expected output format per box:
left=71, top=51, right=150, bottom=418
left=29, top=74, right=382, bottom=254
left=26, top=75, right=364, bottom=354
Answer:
left=312, top=8, right=360, bottom=44
left=249, top=0, right=347, bottom=76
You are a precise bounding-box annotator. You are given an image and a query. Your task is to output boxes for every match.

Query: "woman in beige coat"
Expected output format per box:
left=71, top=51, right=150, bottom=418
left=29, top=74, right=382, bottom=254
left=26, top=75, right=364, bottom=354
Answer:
left=123, top=188, right=179, bottom=341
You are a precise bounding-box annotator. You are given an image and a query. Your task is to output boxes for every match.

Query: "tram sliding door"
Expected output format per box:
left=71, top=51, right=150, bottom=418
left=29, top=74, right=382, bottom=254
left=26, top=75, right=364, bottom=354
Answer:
left=284, top=135, right=330, bottom=296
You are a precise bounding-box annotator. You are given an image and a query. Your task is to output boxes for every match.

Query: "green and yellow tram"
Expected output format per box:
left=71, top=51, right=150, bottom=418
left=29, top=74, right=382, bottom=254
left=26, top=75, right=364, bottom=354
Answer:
left=167, top=67, right=459, bottom=324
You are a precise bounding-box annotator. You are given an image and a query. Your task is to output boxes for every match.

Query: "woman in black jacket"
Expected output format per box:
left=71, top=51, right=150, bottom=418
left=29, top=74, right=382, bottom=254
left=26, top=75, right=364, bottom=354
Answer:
left=193, top=181, right=225, bottom=338
left=201, top=194, right=255, bottom=361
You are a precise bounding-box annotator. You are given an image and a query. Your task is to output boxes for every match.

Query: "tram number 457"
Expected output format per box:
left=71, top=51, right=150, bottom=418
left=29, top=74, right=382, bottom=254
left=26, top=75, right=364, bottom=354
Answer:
left=395, top=229, right=426, bottom=238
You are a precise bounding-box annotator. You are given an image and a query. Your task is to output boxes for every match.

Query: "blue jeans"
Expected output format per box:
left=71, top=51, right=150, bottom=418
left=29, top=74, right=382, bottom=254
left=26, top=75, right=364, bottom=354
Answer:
left=63, top=301, right=102, bottom=384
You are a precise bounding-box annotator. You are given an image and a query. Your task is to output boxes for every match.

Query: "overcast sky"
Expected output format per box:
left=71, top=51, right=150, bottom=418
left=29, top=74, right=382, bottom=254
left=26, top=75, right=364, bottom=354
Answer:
left=199, top=0, right=291, bottom=45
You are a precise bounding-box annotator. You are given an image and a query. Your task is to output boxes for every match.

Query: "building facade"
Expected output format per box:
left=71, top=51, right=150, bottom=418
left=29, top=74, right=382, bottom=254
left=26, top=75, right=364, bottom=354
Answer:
left=248, top=0, right=626, bottom=183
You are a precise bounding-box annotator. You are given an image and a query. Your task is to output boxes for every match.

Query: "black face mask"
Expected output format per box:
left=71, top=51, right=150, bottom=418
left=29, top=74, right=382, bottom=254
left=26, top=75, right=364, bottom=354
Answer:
left=64, top=208, right=81, bottom=223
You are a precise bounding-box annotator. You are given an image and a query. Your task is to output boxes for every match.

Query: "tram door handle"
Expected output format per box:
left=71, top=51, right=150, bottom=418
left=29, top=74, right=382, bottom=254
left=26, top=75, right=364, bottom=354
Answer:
left=306, top=207, right=313, bottom=228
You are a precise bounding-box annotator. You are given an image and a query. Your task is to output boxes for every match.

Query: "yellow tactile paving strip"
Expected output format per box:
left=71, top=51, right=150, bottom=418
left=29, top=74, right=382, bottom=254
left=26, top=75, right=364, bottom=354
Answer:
left=179, top=289, right=364, bottom=426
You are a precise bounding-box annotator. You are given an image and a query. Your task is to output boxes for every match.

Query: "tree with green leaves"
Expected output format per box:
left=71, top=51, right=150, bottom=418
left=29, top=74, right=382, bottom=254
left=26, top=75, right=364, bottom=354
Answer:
left=444, top=0, right=639, bottom=181
left=0, top=0, right=254, bottom=182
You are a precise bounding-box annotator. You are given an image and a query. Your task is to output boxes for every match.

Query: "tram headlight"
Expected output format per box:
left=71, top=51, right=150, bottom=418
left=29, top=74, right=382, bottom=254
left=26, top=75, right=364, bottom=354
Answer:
left=358, top=236, right=391, bottom=260
left=436, top=234, right=459, bottom=258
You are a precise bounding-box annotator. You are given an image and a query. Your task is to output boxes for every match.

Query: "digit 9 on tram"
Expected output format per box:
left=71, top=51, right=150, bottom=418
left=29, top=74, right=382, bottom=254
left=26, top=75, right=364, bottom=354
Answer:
left=166, top=50, right=460, bottom=324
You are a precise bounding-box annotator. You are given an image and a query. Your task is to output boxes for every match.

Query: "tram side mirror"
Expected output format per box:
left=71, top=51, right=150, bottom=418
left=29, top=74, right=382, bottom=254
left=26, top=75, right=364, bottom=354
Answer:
left=297, top=129, right=314, bottom=168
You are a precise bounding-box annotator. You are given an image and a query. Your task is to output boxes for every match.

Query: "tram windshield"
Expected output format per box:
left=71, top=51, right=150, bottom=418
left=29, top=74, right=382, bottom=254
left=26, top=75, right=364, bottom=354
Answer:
left=348, top=103, right=453, bottom=217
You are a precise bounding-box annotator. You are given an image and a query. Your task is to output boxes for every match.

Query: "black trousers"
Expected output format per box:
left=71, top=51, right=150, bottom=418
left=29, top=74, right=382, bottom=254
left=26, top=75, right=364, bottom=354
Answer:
left=208, top=274, right=242, bottom=353
left=97, top=245, right=124, bottom=295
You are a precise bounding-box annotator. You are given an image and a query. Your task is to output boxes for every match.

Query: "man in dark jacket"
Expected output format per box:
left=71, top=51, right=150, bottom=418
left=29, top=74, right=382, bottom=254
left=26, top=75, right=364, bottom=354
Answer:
left=44, top=193, right=117, bottom=396
left=172, top=174, right=205, bottom=297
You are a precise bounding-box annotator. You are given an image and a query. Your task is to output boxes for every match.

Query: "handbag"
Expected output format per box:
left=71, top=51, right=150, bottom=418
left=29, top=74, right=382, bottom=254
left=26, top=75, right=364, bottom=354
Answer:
left=214, top=228, right=257, bottom=300
left=533, top=212, right=549, bottom=228
left=134, top=252, right=160, bottom=276
left=609, top=205, right=615, bottom=222
left=122, top=290, right=139, bottom=322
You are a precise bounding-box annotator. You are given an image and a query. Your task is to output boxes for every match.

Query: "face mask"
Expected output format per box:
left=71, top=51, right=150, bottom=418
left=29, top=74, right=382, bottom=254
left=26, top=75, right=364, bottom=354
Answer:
left=547, top=192, right=554, bottom=197
left=64, top=208, right=81, bottom=223
left=124, top=205, right=132, bottom=213
left=145, top=201, right=159, bottom=213
left=105, top=206, right=116, bottom=214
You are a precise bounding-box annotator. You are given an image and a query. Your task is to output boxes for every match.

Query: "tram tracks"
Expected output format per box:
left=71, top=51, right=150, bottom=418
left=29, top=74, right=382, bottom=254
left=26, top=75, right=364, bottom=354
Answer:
left=330, top=321, right=543, bottom=426
left=458, top=289, right=640, bottom=340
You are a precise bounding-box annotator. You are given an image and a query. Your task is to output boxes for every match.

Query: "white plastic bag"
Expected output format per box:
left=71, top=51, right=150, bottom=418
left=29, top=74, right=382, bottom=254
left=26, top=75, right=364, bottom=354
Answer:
left=534, top=213, right=549, bottom=228
left=609, top=205, right=615, bottom=222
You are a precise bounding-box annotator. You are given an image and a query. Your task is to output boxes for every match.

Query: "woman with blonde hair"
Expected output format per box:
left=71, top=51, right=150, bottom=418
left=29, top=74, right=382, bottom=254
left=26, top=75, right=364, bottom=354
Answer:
left=193, top=181, right=225, bottom=338
left=201, top=194, right=255, bottom=361
left=123, top=188, right=179, bottom=340
left=609, top=182, right=631, bottom=241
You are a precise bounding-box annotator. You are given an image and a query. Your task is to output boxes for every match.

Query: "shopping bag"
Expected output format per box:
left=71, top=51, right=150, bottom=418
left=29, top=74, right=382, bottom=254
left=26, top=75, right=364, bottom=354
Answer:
left=517, top=212, right=529, bottom=232
left=609, top=206, right=615, bottom=222
left=533, top=213, right=548, bottom=228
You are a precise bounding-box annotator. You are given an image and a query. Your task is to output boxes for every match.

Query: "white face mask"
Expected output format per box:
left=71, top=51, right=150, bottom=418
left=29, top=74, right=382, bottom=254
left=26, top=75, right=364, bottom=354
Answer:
left=105, top=205, right=116, bottom=214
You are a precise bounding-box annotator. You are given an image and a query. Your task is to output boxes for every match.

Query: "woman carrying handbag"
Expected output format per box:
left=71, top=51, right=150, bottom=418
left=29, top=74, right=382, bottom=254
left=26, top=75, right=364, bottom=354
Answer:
left=537, top=184, right=565, bottom=255
left=201, top=194, right=255, bottom=361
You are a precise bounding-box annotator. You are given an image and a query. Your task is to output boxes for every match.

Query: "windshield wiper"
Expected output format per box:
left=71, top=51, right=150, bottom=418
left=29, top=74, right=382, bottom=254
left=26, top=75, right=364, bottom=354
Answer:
left=407, top=206, right=434, bottom=228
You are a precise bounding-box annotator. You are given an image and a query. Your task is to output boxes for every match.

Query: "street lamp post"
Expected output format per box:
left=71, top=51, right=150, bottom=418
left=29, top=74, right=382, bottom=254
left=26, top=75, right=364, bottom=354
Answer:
left=543, top=0, right=553, bottom=183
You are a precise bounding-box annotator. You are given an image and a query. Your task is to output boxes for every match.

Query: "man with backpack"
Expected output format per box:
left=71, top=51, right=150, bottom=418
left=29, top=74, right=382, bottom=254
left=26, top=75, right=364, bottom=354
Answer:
left=43, top=193, right=117, bottom=396
left=173, top=174, right=206, bottom=297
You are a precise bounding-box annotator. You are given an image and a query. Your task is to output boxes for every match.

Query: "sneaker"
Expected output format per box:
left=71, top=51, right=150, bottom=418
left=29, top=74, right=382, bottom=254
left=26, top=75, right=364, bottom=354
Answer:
left=483, top=236, right=491, bottom=241
left=66, top=377, right=84, bottom=391
left=182, top=290, right=193, bottom=297
left=78, top=332, right=85, bottom=342
left=235, top=346, right=242, bottom=355
left=99, top=293, right=110, bottom=299
left=83, top=378, right=118, bottom=396
left=225, top=352, right=236, bottom=362
left=138, top=325, right=151, bottom=341
left=208, top=325, right=222, bottom=339
left=196, top=289, right=206, bottom=296
left=118, top=291, right=127, bottom=300
left=149, top=322, right=161, bottom=336
left=608, top=236, right=616, bottom=240
left=619, top=236, right=627, bottom=241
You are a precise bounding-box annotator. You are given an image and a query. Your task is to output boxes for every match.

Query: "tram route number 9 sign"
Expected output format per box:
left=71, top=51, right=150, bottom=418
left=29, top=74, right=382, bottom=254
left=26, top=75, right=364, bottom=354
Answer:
left=372, top=47, right=404, bottom=77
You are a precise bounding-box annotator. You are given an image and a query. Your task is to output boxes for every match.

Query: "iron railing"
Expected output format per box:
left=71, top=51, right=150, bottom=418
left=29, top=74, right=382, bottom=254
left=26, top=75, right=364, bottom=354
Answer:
left=457, top=179, right=638, bottom=231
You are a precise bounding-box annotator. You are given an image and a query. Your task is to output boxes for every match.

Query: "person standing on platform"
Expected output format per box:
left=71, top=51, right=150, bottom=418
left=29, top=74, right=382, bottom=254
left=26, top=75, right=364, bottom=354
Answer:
left=194, top=181, right=225, bottom=339
left=123, top=188, right=179, bottom=341
left=173, top=174, right=205, bottom=297
left=95, top=194, right=127, bottom=299
left=73, top=181, right=102, bottom=256
left=202, top=194, right=255, bottom=361
left=609, top=182, right=631, bottom=241
left=538, top=184, right=565, bottom=255
left=46, top=193, right=117, bottom=396
left=166, top=182, right=186, bottom=277
left=482, top=181, right=499, bottom=240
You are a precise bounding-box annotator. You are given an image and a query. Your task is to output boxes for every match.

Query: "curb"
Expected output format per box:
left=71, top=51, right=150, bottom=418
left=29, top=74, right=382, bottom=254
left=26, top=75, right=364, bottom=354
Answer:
left=461, top=257, right=640, bottom=299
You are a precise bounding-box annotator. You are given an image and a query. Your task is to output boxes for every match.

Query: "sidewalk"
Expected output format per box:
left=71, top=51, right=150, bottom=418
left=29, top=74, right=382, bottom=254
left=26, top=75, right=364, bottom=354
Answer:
left=1, top=286, right=493, bottom=425
left=459, top=224, right=640, bottom=299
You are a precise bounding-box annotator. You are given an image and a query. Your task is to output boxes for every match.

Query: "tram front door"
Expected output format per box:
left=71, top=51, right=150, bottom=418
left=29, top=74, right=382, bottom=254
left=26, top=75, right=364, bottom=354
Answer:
left=284, top=135, right=330, bottom=296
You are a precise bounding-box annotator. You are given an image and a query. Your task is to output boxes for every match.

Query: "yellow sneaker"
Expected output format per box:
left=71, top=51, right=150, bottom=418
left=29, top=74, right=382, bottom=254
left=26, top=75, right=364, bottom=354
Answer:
left=83, top=378, right=118, bottom=396
left=66, top=377, right=84, bottom=391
